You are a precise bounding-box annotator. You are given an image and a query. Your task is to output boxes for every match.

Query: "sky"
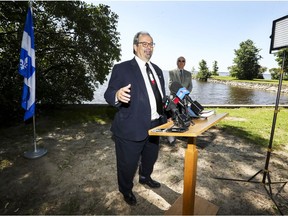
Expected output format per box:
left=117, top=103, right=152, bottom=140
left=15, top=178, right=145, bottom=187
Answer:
left=86, top=1, right=288, bottom=72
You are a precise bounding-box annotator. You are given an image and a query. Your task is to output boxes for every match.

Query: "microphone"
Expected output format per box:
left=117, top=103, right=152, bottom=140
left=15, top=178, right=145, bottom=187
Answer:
left=164, top=95, right=179, bottom=113
left=164, top=95, right=185, bottom=111
left=170, top=82, right=203, bottom=119
left=170, top=82, right=205, bottom=117
left=187, top=106, right=199, bottom=117
left=170, top=81, right=193, bottom=104
left=163, top=95, right=174, bottom=112
left=163, top=95, right=192, bottom=129
left=172, top=96, right=185, bottom=108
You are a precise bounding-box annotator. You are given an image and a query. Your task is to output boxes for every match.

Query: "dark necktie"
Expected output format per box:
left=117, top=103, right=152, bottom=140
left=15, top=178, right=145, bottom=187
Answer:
left=180, top=69, right=183, bottom=83
left=145, top=63, right=163, bottom=115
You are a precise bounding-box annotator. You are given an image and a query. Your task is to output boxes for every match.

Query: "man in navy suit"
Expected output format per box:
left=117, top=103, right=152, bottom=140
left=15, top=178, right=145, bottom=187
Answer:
left=104, top=31, right=166, bottom=205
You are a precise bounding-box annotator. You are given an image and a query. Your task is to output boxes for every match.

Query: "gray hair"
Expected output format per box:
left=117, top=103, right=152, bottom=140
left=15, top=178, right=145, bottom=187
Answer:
left=133, top=31, right=152, bottom=54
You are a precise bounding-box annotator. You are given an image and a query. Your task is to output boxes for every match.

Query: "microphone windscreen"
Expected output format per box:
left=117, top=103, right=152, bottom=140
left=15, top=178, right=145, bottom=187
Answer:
left=170, top=81, right=183, bottom=94
left=173, top=97, right=180, bottom=104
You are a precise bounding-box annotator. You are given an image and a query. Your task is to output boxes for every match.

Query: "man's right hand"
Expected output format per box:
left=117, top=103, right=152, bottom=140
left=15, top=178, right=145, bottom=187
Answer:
left=116, top=84, right=131, bottom=103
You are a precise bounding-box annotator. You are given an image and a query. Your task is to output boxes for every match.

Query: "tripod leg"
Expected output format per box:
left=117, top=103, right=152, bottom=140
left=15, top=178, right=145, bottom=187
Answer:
left=275, top=182, right=287, bottom=197
left=247, top=169, right=263, bottom=182
left=266, top=170, right=273, bottom=196
left=263, top=185, right=284, bottom=215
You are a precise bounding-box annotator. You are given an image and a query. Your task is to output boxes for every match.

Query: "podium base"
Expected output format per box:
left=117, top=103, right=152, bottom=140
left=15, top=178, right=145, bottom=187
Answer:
left=24, top=148, right=48, bottom=159
left=165, top=194, right=219, bottom=215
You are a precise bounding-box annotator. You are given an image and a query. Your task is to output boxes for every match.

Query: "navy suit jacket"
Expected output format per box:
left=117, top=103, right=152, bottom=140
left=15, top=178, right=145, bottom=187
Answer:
left=104, top=58, right=166, bottom=141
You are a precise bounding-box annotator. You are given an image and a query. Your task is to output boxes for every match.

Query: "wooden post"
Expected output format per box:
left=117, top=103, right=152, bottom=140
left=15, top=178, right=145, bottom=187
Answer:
left=183, top=137, right=198, bottom=214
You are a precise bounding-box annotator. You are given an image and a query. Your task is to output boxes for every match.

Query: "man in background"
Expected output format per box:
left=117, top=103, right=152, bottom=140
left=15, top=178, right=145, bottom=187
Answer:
left=167, top=56, right=192, bottom=145
left=169, top=56, right=192, bottom=92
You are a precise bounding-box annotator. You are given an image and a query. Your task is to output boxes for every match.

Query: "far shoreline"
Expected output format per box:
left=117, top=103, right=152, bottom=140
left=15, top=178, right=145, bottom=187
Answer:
left=208, top=77, right=288, bottom=94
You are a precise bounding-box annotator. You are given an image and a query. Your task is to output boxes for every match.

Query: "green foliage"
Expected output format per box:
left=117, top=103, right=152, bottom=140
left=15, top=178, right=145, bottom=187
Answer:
left=211, top=60, right=219, bottom=76
left=274, top=48, right=288, bottom=72
left=196, top=59, right=211, bottom=81
left=270, top=48, right=288, bottom=80
left=257, top=66, right=267, bottom=79
left=229, top=39, right=262, bottom=80
left=0, top=1, right=121, bottom=123
left=269, top=67, right=288, bottom=80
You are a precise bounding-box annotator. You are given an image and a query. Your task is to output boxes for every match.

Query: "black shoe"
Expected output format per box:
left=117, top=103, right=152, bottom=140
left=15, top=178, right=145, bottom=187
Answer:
left=139, top=177, right=161, bottom=188
left=123, top=192, right=137, bottom=206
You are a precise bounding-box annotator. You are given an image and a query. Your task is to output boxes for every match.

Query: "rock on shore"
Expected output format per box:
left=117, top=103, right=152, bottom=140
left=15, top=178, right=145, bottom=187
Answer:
left=208, top=78, right=288, bottom=94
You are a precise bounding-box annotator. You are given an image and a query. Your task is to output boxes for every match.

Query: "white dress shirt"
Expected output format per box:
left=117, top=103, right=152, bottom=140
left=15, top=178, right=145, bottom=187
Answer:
left=135, top=56, right=163, bottom=120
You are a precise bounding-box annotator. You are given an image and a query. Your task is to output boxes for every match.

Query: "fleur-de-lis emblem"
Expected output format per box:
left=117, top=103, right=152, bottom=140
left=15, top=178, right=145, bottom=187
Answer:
left=20, top=57, right=28, bottom=70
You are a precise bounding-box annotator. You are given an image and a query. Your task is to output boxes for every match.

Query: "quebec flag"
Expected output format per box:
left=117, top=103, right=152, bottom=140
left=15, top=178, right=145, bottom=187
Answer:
left=19, top=6, right=36, bottom=121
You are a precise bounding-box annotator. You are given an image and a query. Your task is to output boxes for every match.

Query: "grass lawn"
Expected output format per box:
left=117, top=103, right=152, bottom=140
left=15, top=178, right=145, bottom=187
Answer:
left=213, top=107, right=288, bottom=150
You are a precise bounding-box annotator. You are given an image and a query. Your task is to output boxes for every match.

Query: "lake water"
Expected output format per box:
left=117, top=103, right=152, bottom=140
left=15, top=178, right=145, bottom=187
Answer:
left=87, top=71, right=288, bottom=105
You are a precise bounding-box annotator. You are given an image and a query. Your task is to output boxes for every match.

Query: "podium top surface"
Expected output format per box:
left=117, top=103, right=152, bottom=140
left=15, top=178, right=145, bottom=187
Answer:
left=149, top=113, right=228, bottom=137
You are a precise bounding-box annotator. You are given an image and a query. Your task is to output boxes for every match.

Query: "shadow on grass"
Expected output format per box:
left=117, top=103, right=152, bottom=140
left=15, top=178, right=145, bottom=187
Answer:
left=219, top=124, right=283, bottom=150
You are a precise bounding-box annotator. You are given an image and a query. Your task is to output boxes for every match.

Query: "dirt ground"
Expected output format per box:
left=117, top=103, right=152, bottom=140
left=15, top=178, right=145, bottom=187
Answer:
left=0, top=116, right=288, bottom=215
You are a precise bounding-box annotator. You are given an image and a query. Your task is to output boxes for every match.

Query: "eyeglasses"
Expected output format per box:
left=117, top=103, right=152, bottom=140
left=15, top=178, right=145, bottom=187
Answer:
left=178, top=60, right=185, bottom=63
left=138, top=42, right=155, bottom=48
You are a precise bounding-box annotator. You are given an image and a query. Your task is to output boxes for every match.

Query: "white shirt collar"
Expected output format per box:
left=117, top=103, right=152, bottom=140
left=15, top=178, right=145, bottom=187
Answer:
left=135, top=55, right=151, bottom=68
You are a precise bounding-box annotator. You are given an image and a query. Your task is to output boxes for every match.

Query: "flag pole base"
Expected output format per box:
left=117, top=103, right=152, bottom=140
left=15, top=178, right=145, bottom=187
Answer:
left=24, top=148, right=47, bottom=159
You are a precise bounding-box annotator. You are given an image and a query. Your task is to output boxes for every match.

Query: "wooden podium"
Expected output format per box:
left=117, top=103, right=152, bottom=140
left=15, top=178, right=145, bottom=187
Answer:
left=149, top=113, right=228, bottom=215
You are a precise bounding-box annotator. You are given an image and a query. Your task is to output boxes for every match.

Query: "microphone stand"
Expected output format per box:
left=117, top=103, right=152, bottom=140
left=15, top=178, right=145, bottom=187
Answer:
left=214, top=50, right=287, bottom=215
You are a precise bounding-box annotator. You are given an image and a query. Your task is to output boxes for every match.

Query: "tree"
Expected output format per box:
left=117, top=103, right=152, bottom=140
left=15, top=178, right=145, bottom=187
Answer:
left=0, top=1, right=121, bottom=124
left=269, top=67, right=288, bottom=80
left=257, top=66, right=267, bottom=79
left=229, top=39, right=262, bottom=80
left=211, top=60, right=219, bottom=76
left=268, top=48, right=288, bottom=80
left=191, top=66, right=196, bottom=73
left=274, top=48, right=288, bottom=75
left=269, top=68, right=282, bottom=80
left=196, top=59, right=211, bottom=81
left=191, top=66, right=196, bottom=78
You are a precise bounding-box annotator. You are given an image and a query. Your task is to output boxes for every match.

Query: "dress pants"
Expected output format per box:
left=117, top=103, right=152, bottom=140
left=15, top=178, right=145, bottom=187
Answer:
left=114, top=119, right=161, bottom=196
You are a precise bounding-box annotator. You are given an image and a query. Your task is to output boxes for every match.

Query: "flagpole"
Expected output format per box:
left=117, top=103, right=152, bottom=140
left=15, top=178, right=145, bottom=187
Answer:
left=19, top=4, right=47, bottom=159
left=33, top=115, right=37, bottom=151
left=24, top=116, right=47, bottom=159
